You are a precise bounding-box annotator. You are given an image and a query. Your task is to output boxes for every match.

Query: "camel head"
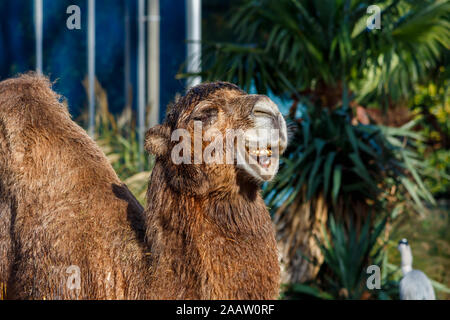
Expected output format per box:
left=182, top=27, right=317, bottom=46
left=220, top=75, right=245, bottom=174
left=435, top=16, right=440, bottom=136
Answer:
left=145, top=82, right=287, bottom=195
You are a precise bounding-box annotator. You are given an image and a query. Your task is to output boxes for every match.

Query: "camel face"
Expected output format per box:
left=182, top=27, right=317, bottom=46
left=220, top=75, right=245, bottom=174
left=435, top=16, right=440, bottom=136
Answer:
left=145, top=82, right=287, bottom=194
left=235, top=95, right=288, bottom=181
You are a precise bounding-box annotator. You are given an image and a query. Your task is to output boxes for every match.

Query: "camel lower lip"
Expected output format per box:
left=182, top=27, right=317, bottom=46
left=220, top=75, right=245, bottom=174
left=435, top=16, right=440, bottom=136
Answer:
left=245, top=145, right=273, bottom=169
left=238, top=142, right=280, bottom=181
left=250, top=153, right=271, bottom=168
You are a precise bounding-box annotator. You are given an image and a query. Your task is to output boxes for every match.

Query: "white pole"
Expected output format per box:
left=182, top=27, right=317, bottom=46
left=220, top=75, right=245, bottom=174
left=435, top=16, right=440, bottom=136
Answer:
left=34, top=0, right=43, bottom=74
left=124, top=2, right=131, bottom=109
left=147, top=0, right=160, bottom=127
left=88, top=0, right=96, bottom=137
left=186, top=0, right=202, bottom=88
left=138, top=0, right=146, bottom=163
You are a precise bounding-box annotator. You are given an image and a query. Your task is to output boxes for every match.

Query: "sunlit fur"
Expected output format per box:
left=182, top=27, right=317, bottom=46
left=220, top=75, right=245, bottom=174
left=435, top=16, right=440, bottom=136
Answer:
left=0, top=74, right=151, bottom=299
left=0, top=75, right=283, bottom=300
left=145, top=82, right=286, bottom=299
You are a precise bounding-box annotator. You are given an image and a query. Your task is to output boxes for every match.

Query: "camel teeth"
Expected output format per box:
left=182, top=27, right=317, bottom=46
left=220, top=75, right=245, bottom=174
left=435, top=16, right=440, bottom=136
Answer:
left=249, top=148, right=273, bottom=156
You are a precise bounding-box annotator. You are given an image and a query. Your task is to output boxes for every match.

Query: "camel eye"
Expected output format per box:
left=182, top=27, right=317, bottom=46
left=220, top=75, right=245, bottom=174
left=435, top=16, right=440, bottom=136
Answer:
left=191, top=107, right=218, bottom=126
left=253, top=110, right=273, bottom=118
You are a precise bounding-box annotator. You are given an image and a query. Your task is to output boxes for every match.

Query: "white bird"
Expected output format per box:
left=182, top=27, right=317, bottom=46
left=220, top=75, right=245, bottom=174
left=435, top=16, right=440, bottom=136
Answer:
left=397, top=238, right=436, bottom=300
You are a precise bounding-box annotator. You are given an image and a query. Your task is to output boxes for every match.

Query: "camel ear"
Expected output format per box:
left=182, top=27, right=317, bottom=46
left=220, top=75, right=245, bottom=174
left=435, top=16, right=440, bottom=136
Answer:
left=145, top=124, right=170, bottom=156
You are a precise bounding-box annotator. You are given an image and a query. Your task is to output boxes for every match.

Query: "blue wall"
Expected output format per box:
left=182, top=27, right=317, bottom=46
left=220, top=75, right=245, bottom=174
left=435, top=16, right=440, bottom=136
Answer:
left=0, top=0, right=186, bottom=121
left=160, top=0, right=186, bottom=123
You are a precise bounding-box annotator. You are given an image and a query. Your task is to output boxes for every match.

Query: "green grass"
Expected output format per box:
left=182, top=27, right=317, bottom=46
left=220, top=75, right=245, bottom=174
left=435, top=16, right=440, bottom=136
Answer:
left=389, top=204, right=450, bottom=299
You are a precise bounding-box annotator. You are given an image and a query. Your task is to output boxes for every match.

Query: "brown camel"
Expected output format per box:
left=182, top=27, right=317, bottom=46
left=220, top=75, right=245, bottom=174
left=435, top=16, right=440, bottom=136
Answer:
left=0, top=74, right=151, bottom=299
left=144, top=82, right=287, bottom=299
left=0, top=74, right=287, bottom=299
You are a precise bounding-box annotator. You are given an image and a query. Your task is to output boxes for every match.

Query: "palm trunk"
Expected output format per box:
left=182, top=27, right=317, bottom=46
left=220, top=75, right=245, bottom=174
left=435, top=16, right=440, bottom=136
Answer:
left=275, top=190, right=328, bottom=283
left=276, top=190, right=372, bottom=283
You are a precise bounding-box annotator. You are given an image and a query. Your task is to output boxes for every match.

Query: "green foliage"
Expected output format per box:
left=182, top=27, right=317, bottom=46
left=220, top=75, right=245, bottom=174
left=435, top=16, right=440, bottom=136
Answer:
left=79, top=106, right=153, bottom=205
left=286, top=212, right=450, bottom=300
left=389, top=206, right=450, bottom=299
left=320, top=216, right=386, bottom=297
left=410, top=76, right=450, bottom=197
left=98, top=114, right=153, bottom=204
left=76, top=77, right=153, bottom=205
left=423, top=149, right=450, bottom=196
left=284, top=215, right=398, bottom=299
left=264, top=105, right=434, bottom=217
left=195, top=0, right=450, bottom=106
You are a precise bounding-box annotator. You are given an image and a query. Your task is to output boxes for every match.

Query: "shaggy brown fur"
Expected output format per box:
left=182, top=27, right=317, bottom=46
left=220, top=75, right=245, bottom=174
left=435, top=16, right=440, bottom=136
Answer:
left=145, top=83, right=281, bottom=299
left=0, top=74, right=151, bottom=299
left=0, top=74, right=281, bottom=300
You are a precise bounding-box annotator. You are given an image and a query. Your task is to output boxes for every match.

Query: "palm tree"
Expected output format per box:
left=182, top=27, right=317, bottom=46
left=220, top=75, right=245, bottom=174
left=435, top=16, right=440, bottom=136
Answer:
left=199, top=0, right=449, bottom=108
left=191, top=0, right=449, bottom=283
left=265, top=106, right=434, bottom=283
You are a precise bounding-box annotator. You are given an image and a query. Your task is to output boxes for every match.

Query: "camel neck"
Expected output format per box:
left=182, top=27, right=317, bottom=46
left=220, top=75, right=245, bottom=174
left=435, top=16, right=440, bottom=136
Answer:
left=147, top=177, right=270, bottom=243
left=144, top=163, right=279, bottom=299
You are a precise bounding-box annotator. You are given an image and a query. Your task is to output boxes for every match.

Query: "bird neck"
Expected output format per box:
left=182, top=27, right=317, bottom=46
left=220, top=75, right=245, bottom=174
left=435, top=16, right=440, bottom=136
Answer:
left=401, top=265, right=412, bottom=276
left=400, top=245, right=413, bottom=276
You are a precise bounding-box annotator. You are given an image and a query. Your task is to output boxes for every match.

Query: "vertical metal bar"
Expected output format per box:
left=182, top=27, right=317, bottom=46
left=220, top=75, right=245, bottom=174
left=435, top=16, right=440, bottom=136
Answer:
left=88, top=0, right=96, bottom=137
left=186, top=0, right=202, bottom=88
left=124, top=0, right=131, bottom=109
left=34, top=0, right=43, bottom=74
left=138, top=0, right=146, bottom=166
left=147, top=0, right=160, bottom=127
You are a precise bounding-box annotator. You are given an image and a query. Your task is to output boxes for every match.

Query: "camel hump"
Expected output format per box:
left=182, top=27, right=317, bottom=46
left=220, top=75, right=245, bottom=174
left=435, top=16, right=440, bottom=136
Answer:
left=0, top=72, right=62, bottom=107
left=0, top=72, right=69, bottom=120
left=0, top=72, right=54, bottom=94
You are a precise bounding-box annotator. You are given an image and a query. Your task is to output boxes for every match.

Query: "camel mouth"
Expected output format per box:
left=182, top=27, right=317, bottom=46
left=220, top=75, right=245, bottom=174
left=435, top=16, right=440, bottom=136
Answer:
left=235, top=103, right=288, bottom=182
left=245, top=144, right=273, bottom=169
left=237, top=138, right=282, bottom=182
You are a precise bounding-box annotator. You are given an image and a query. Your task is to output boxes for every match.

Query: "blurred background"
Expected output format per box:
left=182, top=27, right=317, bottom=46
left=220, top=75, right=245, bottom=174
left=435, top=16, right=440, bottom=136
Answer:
left=0, top=0, right=449, bottom=299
